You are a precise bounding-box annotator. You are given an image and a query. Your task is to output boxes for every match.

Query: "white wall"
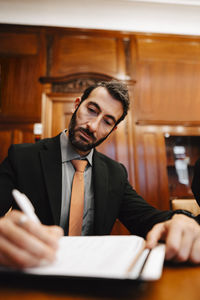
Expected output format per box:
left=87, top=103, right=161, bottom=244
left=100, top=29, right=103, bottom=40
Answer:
left=0, top=0, right=200, bottom=36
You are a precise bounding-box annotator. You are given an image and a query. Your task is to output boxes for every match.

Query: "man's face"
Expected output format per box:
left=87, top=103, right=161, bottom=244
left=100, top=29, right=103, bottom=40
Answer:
left=68, top=87, right=124, bottom=155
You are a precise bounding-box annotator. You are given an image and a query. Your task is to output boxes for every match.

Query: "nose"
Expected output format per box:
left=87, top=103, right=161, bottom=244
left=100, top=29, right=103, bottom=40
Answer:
left=87, top=117, right=101, bottom=133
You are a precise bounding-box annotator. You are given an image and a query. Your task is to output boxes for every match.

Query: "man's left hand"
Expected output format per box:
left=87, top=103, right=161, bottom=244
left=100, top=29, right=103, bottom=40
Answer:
left=146, top=214, right=200, bottom=263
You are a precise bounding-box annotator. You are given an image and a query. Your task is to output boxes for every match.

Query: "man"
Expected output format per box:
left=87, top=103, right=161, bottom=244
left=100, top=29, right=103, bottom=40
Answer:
left=0, top=80, right=200, bottom=269
left=191, top=158, right=200, bottom=224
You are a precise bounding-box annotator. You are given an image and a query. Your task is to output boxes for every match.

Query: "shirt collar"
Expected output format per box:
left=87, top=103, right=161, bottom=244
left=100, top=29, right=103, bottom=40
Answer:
left=60, top=130, right=93, bottom=166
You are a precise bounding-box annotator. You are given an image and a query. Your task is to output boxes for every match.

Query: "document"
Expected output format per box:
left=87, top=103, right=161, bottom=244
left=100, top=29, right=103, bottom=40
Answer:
left=23, top=235, right=165, bottom=281
left=8, top=191, right=165, bottom=280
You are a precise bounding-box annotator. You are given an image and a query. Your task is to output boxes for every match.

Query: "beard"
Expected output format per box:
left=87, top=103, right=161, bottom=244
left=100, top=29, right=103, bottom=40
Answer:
left=68, top=110, right=110, bottom=152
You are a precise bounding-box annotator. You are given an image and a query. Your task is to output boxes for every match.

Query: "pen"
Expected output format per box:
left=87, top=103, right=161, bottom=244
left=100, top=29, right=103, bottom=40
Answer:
left=12, top=189, right=41, bottom=224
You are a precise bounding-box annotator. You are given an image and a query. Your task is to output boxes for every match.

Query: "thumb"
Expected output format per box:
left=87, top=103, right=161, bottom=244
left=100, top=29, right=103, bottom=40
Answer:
left=146, top=222, right=167, bottom=249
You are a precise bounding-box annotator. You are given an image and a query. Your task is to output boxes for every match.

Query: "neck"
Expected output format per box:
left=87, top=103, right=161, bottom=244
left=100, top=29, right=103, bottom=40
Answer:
left=73, top=146, right=91, bottom=157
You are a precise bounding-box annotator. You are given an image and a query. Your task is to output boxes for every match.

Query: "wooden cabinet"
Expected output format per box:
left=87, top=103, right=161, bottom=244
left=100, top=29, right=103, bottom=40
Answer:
left=165, top=133, right=200, bottom=200
left=134, top=125, right=200, bottom=210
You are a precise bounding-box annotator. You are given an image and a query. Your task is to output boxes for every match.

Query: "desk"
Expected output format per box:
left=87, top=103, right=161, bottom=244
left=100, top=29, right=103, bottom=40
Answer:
left=0, top=264, right=200, bottom=300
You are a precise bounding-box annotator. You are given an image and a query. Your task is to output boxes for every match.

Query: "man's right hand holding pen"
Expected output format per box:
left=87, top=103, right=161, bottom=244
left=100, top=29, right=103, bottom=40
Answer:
left=0, top=190, right=63, bottom=269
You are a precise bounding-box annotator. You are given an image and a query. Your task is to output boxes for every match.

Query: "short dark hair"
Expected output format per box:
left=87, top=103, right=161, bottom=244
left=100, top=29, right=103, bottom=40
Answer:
left=80, top=80, right=130, bottom=125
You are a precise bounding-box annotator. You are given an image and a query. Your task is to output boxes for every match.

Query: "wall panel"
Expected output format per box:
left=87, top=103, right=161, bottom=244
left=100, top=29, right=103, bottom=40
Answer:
left=0, top=27, right=46, bottom=122
left=134, top=36, right=200, bottom=124
left=50, top=35, right=120, bottom=77
left=0, top=32, right=38, bottom=55
left=0, top=124, right=34, bottom=163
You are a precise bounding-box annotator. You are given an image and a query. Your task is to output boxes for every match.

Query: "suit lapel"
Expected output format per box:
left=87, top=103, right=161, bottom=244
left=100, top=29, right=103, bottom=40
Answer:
left=93, top=150, right=109, bottom=234
left=40, top=135, right=62, bottom=225
left=39, top=138, right=110, bottom=231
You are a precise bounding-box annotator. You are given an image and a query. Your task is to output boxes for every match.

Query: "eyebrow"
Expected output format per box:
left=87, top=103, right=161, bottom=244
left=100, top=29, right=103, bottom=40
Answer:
left=88, top=101, right=117, bottom=124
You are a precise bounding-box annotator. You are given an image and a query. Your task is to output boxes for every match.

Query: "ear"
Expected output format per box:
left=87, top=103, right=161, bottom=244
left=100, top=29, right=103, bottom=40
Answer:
left=74, top=97, right=81, bottom=110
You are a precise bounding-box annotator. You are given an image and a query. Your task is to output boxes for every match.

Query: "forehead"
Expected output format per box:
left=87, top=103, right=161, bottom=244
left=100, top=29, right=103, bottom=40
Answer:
left=83, top=87, right=124, bottom=120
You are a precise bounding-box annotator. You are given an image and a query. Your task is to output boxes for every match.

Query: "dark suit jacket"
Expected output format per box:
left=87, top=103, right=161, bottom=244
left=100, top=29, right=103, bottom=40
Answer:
left=192, top=158, right=200, bottom=205
left=0, top=134, right=172, bottom=237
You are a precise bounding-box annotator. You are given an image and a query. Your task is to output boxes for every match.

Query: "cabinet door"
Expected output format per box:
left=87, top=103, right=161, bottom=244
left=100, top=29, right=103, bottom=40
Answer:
left=165, top=135, right=200, bottom=200
left=134, top=125, right=200, bottom=210
left=134, top=125, right=170, bottom=210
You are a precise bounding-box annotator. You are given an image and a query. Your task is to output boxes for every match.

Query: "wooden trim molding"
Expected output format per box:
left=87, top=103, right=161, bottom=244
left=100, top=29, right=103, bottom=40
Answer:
left=40, top=72, right=136, bottom=93
left=136, top=120, right=200, bottom=127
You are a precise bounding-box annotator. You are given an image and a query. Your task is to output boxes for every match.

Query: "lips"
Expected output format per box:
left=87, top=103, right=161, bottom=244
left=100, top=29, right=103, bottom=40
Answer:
left=78, top=128, right=94, bottom=142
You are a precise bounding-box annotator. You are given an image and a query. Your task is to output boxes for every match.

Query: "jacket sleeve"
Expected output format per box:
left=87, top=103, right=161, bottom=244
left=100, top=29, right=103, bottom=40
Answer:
left=118, top=164, right=173, bottom=238
left=191, top=158, right=200, bottom=205
left=0, top=145, right=17, bottom=216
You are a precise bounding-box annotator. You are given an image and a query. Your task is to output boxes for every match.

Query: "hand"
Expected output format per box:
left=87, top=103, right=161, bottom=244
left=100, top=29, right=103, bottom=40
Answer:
left=146, top=214, right=200, bottom=263
left=0, top=210, right=63, bottom=269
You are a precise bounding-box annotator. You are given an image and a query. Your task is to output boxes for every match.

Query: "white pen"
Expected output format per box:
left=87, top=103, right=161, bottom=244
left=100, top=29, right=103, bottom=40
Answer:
left=12, top=189, right=41, bottom=224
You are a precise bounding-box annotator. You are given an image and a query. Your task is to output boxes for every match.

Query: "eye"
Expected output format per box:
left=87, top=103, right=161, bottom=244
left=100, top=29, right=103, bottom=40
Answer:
left=104, top=118, right=113, bottom=126
left=88, top=107, right=95, bottom=113
left=87, top=106, right=97, bottom=114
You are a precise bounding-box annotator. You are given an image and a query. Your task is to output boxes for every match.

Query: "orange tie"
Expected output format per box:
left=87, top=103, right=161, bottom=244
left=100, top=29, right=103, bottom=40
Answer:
left=68, top=159, right=88, bottom=236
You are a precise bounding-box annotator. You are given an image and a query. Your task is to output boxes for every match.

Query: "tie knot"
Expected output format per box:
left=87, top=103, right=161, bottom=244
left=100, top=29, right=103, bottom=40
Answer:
left=71, top=159, right=88, bottom=172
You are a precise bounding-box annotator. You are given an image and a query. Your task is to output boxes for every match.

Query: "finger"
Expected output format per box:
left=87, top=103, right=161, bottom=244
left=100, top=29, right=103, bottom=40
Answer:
left=0, top=235, right=41, bottom=268
left=189, top=237, right=200, bottom=264
left=18, top=222, right=62, bottom=250
left=0, top=252, right=15, bottom=268
left=164, top=220, right=183, bottom=261
left=164, top=215, right=200, bottom=261
left=0, top=218, right=56, bottom=262
left=1, top=211, right=58, bottom=261
left=146, top=222, right=167, bottom=249
left=8, top=210, right=62, bottom=249
left=171, top=231, right=193, bottom=263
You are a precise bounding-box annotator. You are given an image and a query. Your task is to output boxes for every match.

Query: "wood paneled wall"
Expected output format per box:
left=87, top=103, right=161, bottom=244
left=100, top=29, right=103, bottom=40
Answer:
left=134, top=35, right=200, bottom=124
left=1, top=24, right=200, bottom=210
left=0, top=26, right=46, bottom=161
left=132, top=35, right=200, bottom=208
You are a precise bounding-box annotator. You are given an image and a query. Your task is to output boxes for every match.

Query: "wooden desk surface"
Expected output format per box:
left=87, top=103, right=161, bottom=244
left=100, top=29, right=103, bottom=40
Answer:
left=0, top=264, right=200, bottom=300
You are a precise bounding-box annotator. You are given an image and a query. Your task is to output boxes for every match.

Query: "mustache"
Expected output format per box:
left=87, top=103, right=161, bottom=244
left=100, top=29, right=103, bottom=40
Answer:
left=77, top=127, right=96, bottom=141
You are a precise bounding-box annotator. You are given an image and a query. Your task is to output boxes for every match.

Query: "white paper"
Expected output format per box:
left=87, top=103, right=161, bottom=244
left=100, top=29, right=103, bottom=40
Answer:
left=23, top=236, right=165, bottom=280
left=140, top=244, right=166, bottom=280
